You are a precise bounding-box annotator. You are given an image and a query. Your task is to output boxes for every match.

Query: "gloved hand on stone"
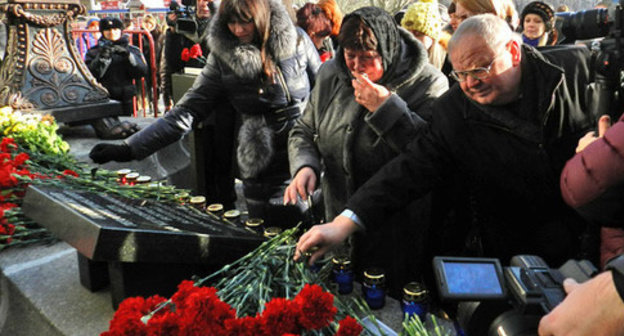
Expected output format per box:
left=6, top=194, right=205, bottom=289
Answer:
left=89, top=143, right=134, bottom=164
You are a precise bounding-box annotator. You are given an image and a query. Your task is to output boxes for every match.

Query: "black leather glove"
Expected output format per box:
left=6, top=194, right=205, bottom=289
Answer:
left=89, top=143, right=134, bottom=164
left=99, top=45, right=113, bottom=59
left=112, top=45, right=129, bottom=56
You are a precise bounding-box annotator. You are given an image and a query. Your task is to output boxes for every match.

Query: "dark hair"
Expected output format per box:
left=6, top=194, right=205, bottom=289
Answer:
left=297, top=3, right=332, bottom=38
left=337, top=16, right=377, bottom=51
left=448, top=1, right=456, bottom=14
left=219, top=0, right=274, bottom=78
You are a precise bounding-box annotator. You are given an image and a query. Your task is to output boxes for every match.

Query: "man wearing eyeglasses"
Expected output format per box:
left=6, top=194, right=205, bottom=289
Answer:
left=295, top=14, right=597, bottom=277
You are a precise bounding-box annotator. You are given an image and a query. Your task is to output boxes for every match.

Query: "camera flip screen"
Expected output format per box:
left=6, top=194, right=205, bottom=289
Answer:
left=433, top=257, right=507, bottom=300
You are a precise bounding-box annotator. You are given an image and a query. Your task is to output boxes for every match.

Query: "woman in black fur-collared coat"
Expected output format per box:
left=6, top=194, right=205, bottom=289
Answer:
left=89, top=0, right=321, bottom=224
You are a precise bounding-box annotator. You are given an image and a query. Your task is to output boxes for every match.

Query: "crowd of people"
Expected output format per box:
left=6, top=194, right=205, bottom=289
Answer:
left=80, top=0, right=624, bottom=334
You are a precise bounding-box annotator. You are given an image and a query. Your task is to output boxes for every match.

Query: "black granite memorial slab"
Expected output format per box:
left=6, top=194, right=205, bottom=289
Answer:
left=21, top=185, right=265, bottom=307
left=22, top=185, right=263, bottom=263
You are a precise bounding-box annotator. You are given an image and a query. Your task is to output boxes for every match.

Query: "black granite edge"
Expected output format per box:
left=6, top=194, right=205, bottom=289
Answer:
left=48, top=100, right=124, bottom=123
left=22, top=185, right=100, bottom=259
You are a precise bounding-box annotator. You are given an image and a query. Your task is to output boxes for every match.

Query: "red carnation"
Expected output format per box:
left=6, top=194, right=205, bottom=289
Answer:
left=146, top=311, right=181, bottom=336
left=334, top=316, right=363, bottom=336
left=261, top=297, right=301, bottom=335
left=189, top=44, right=203, bottom=58
left=178, top=286, right=235, bottom=336
left=171, top=280, right=200, bottom=312
left=62, top=169, right=80, bottom=177
left=294, top=284, right=337, bottom=330
left=104, top=295, right=167, bottom=336
left=0, top=165, right=18, bottom=188
left=320, top=51, right=331, bottom=63
left=0, top=138, right=16, bottom=153
left=224, top=316, right=263, bottom=336
left=181, top=48, right=190, bottom=62
left=13, top=152, right=29, bottom=166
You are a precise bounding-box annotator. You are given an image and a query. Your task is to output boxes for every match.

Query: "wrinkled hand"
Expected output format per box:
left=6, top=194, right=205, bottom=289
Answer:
left=352, top=72, right=391, bottom=113
left=283, top=167, right=317, bottom=205
left=538, top=272, right=624, bottom=336
left=294, top=215, right=359, bottom=265
left=576, top=114, right=611, bottom=153
left=89, top=143, right=134, bottom=164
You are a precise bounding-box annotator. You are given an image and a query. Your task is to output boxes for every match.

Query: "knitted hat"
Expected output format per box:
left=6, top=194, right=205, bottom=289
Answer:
left=86, top=17, right=100, bottom=29
left=520, top=1, right=555, bottom=32
left=99, top=17, right=124, bottom=33
left=401, top=0, right=443, bottom=41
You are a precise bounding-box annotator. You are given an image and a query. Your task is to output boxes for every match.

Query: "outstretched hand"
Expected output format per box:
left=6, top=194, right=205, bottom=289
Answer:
left=283, top=167, right=317, bottom=205
left=351, top=72, right=391, bottom=113
left=89, top=143, right=134, bottom=164
left=294, top=215, right=360, bottom=265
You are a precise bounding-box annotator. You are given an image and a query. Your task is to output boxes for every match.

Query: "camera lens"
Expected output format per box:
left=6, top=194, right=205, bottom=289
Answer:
left=559, top=8, right=610, bottom=42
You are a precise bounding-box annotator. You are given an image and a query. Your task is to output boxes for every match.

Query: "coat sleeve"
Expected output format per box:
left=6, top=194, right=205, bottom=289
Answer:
left=128, top=46, right=148, bottom=79
left=85, top=46, right=111, bottom=80
left=560, top=114, right=624, bottom=208
left=298, top=28, right=321, bottom=87
left=345, top=98, right=456, bottom=229
left=364, top=64, right=448, bottom=153
left=125, top=53, right=224, bottom=159
left=288, top=71, right=323, bottom=178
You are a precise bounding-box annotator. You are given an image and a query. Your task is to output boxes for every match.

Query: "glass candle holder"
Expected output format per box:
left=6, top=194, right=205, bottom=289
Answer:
left=263, top=226, right=282, bottom=239
left=175, top=192, right=190, bottom=205
left=362, top=268, right=386, bottom=309
left=125, top=172, right=139, bottom=186
left=207, top=203, right=224, bottom=217
left=332, top=256, right=353, bottom=294
left=303, top=246, right=323, bottom=273
left=223, top=209, right=241, bottom=224
left=189, top=196, right=206, bottom=211
left=136, top=175, right=152, bottom=184
left=245, top=218, right=265, bottom=235
left=116, top=169, right=132, bottom=185
left=401, top=281, right=428, bottom=320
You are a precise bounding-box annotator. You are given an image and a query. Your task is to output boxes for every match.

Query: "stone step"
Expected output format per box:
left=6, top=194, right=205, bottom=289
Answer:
left=0, top=242, right=113, bottom=336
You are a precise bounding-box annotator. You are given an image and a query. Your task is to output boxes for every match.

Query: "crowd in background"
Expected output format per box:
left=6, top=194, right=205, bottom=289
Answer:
left=77, top=0, right=624, bottom=334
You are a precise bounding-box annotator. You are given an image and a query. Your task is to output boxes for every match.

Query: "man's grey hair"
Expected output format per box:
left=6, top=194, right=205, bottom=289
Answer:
left=448, top=14, right=521, bottom=55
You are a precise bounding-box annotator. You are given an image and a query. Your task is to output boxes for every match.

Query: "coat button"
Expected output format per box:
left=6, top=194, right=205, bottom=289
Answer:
left=346, top=126, right=353, bottom=133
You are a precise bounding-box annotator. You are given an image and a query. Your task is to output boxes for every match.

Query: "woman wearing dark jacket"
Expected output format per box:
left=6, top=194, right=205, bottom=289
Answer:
left=90, top=0, right=320, bottom=223
left=85, top=17, right=148, bottom=138
left=285, top=6, right=448, bottom=296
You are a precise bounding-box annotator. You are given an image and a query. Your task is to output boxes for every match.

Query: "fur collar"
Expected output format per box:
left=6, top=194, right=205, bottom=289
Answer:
left=207, top=0, right=297, bottom=80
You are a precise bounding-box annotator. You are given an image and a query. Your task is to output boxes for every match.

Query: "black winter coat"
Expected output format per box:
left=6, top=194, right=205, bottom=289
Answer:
left=85, top=35, right=148, bottom=112
left=126, top=0, right=320, bottom=181
left=289, top=6, right=448, bottom=297
left=347, top=44, right=596, bottom=267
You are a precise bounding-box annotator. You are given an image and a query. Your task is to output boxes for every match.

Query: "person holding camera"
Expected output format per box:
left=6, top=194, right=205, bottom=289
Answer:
left=84, top=17, right=147, bottom=139
left=295, top=14, right=597, bottom=281
left=90, top=0, right=320, bottom=225
left=160, top=0, right=216, bottom=111
left=538, top=114, right=624, bottom=335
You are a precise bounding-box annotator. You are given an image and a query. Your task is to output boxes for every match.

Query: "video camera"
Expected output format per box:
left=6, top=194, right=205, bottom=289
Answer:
left=555, top=1, right=624, bottom=121
left=168, top=0, right=197, bottom=34
left=433, top=255, right=597, bottom=336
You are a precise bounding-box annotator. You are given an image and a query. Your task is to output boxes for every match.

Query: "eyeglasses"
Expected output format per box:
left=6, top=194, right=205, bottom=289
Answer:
left=449, top=54, right=501, bottom=82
